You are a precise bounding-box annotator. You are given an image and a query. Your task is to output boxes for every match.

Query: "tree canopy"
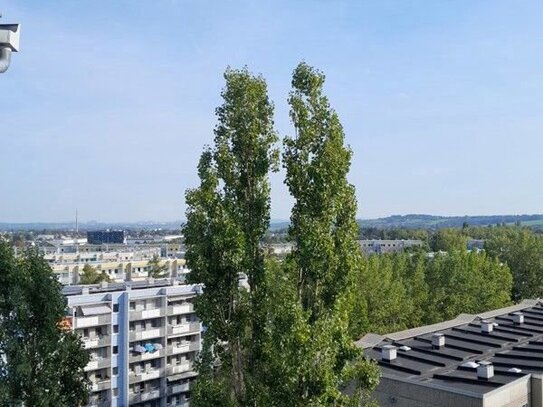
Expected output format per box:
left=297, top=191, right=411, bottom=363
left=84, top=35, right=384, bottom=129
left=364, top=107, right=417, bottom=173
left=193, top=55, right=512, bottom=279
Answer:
left=0, top=242, right=90, bottom=406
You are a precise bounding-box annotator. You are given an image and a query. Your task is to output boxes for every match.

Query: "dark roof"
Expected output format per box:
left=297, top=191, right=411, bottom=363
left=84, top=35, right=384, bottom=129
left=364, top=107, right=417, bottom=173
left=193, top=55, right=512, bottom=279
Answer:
left=360, top=300, right=543, bottom=394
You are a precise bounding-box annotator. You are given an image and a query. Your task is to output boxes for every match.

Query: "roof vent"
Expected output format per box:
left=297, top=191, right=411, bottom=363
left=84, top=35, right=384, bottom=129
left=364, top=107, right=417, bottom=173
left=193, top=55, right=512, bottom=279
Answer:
left=399, top=345, right=411, bottom=352
left=477, top=361, right=494, bottom=380
left=432, top=333, right=445, bottom=349
left=513, top=312, right=524, bottom=324
left=508, top=367, right=522, bottom=373
left=461, top=361, right=479, bottom=369
left=481, top=320, right=494, bottom=333
left=382, top=345, right=397, bottom=362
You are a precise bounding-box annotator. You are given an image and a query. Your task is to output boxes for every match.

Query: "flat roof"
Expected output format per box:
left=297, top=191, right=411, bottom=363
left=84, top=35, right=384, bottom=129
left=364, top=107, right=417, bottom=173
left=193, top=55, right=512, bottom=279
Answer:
left=62, top=278, right=201, bottom=296
left=359, top=300, right=543, bottom=395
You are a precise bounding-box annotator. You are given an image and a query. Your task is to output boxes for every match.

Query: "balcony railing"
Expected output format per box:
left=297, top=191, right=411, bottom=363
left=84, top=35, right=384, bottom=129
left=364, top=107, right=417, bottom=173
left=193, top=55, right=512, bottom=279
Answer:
left=129, top=327, right=165, bottom=342
left=90, top=379, right=111, bottom=392
left=129, top=348, right=165, bottom=364
left=167, top=400, right=190, bottom=407
left=82, top=336, right=111, bottom=349
left=129, top=387, right=165, bottom=404
left=130, top=308, right=165, bottom=321
left=167, top=341, right=199, bottom=356
left=74, top=314, right=111, bottom=329
left=85, top=357, right=111, bottom=372
left=166, top=363, right=193, bottom=376
left=167, top=322, right=200, bottom=336
left=167, top=381, right=191, bottom=395
left=167, top=303, right=194, bottom=315
left=129, top=367, right=165, bottom=384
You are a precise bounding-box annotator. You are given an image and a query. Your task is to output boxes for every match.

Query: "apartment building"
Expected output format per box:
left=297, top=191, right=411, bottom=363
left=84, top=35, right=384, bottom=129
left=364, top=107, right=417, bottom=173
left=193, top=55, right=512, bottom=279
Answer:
left=63, top=280, right=202, bottom=407
left=45, top=248, right=189, bottom=285
left=358, top=300, right=543, bottom=407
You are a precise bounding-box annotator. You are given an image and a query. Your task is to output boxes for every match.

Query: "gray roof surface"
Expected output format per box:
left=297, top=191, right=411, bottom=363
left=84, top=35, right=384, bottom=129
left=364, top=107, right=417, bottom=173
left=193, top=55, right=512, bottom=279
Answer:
left=360, top=300, right=543, bottom=395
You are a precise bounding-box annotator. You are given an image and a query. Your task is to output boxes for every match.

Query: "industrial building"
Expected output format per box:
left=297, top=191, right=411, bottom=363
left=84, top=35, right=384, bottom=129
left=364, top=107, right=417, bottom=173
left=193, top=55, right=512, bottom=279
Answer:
left=87, top=230, right=127, bottom=245
left=63, top=280, right=202, bottom=407
left=358, top=299, right=543, bottom=407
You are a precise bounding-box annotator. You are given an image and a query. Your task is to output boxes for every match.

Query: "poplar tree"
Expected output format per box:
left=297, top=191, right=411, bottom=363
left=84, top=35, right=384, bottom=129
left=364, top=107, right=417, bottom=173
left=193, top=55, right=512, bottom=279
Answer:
left=279, top=62, right=380, bottom=406
left=184, top=67, right=278, bottom=406
left=0, top=242, right=90, bottom=406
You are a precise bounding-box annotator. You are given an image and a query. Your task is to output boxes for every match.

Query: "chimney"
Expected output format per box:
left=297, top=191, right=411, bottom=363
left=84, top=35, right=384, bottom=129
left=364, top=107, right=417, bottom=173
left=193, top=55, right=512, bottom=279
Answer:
left=382, top=345, right=397, bottom=362
left=432, top=333, right=445, bottom=349
left=513, top=312, right=524, bottom=324
left=481, top=320, right=494, bottom=333
left=477, top=361, right=494, bottom=380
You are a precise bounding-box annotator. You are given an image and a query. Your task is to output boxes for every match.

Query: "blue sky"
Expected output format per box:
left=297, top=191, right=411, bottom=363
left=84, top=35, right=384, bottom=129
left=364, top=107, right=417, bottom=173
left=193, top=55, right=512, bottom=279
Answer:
left=1, top=1, right=542, bottom=222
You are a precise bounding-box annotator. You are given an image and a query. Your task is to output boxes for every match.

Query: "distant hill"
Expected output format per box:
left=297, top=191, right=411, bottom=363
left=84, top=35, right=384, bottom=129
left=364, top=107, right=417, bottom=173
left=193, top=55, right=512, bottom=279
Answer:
left=2, top=215, right=542, bottom=232
left=0, top=221, right=183, bottom=232
left=359, top=214, right=543, bottom=229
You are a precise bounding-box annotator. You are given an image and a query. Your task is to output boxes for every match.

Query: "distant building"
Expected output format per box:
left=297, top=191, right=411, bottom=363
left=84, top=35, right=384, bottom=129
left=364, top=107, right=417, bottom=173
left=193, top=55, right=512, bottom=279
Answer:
left=43, top=247, right=188, bottom=285
left=468, top=239, right=486, bottom=251
left=88, top=230, right=126, bottom=245
left=357, top=299, right=543, bottom=407
left=63, top=280, right=201, bottom=407
left=358, top=239, right=423, bottom=254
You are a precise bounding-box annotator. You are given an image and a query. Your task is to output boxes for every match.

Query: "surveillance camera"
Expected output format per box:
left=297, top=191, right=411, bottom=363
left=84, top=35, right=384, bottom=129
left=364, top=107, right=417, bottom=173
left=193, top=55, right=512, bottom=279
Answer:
left=0, top=23, right=21, bottom=73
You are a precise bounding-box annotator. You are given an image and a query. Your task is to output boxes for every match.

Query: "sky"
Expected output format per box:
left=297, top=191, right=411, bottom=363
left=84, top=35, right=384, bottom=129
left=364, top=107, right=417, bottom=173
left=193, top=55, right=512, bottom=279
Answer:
left=1, top=0, right=542, bottom=223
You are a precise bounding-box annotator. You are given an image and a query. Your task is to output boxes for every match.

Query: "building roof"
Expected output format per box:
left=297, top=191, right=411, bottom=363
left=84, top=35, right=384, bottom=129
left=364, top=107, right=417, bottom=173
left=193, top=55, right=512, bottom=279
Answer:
left=358, top=299, right=543, bottom=395
left=62, top=278, right=201, bottom=296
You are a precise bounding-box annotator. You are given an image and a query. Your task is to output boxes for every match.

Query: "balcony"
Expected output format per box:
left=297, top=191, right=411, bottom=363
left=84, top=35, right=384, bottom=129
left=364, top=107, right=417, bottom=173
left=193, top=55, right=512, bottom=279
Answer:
left=90, top=379, right=111, bottom=392
left=130, top=308, right=165, bottom=321
left=167, top=341, right=199, bottom=356
left=167, top=303, right=194, bottom=315
left=86, top=399, right=110, bottom=407
left=129, top=348, right=165, bottom=364
left=167, top=381, right=191, bottom=395
left=167, top=322, right=200, bottom=336
left=129, top=327, right=165, bottom=342
left=167, top=400, right=190, bottom=407
left=82, top=336, right=111, bottom=349
left=129, top=387, right=165, bottom=404
left=84, top=357, right=111, bottom=372
left=166, top=363, right=193, bottom=376
left=74, top=314, right=111, bottom=329
left=129, top=367, right=165, bottom=384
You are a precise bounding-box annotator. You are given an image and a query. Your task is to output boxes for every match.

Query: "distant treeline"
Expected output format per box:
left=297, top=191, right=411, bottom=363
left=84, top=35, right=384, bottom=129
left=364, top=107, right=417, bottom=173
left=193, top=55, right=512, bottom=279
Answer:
left=354, top=226, right=543, bottom=335
left=359, top=214, right=543, bottom=229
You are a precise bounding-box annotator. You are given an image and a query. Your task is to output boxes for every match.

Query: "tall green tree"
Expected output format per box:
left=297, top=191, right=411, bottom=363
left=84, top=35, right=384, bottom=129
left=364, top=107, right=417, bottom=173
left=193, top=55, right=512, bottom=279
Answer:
left=485, top=228, right=543, bottom=300
left=184, top=67, right=279, bottom=406
left=277, top=62, right=379, bottom=406
left=0, top=242, right=90, bottom=406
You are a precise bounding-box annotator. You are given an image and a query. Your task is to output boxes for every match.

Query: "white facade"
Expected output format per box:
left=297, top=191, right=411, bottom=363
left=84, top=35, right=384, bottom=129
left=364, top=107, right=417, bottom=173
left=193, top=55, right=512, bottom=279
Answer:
left=64, top=281, right=202, bottom=407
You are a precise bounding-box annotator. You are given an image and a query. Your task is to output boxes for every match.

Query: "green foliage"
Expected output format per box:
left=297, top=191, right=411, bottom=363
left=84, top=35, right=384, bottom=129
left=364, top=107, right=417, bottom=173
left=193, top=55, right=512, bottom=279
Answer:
left=79, top=263, right=111, bottom=284
left=184, top=67, right=279, bottom=406
left=485, top=228, right=543, bottom=300
left=430, top=228, right=469, bottom=252
left=147, top=254, right=169, bottom=278
left=0, top=242, right=90, bottom=406
left=353, top=250, right=513, bottom=334
left=278, top=62, right=380, bottom=406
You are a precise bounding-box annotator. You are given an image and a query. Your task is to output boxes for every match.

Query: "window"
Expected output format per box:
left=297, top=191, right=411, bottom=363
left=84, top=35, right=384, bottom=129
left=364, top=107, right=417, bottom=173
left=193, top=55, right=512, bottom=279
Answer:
left=113, top=367, right=118, bottom=375
left=113, top=346, right=118, bottom=355
left=113, top=304, right=119, bottom=313
left=113, top=325, right=119, bottom=334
